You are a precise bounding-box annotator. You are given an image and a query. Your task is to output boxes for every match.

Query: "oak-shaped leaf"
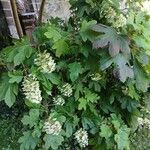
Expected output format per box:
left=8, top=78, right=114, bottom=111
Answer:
left=18, top=131, right=39, bottom=150
left=21, top=109, right=40, bottom=128
left=100, top=124, right=112, bottom=139
left=91, top=24, right=130, bottom=57
left=52, top=39, right=69, bottom=57
left=114, top=54, right=134, bottom=82
left=68, top=62, right=82, bottom=82
left=6, top=39, right=33, bottom=66
left=80, top=20, right=97, bottom=42
left=44, top=25, right=62, bottom=42
left=115, top=126, right=130, bottom=150
left=133, top=60, right=150, bottom=92
left=43, top=134, right=64, bottom=150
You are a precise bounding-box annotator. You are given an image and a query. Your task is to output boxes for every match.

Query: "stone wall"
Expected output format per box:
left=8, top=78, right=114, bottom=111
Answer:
left=0, top=0, right=71, bottom=38
left=0, top=1, right=11, bottom=49
left=43, top=0, right=71, bottom=22
left=1, top=0, right=18, bottom=38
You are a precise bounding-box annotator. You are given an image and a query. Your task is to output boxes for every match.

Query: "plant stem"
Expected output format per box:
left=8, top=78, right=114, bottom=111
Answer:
left=10, top=0, right=23, bottom=38
left=38, top=0, right=46, bottom=25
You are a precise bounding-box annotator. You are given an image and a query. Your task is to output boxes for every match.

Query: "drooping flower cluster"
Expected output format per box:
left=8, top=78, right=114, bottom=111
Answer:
left=102, top=2, right=127, bottom=28
left=22, top=74, right=42, bottom=104
left=74, top=128, right=88, bottom=148
left=34, top=51, right=56, bottom=74
left=90, top=73, right=102, bottom=81
left=53, top=95, right=65, bottom=106
left=103, top=6, right=116, bottom=22
left=137, top=117, right=150, bottom=129
left=60, top=83, right=72, bottom=97
left=113, top=14, right=127, bottom=28
left=43, top=118, right=62, bottom=135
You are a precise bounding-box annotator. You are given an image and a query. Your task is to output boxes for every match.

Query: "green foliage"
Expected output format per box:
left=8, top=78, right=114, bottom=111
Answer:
left=52, top=39, right=69, bottom=57
left=0, top=0, right=150, bottom=149
left=115, top=126, right=130, bottom=150
left=91, top=24, right=130, bottom=56
left=8, top=71, right=23, bottom=83
left=78, top=88, right=100, bottom=110
left=0, top=75, right=18, bottom=107
left=43, top=134, right=64, bottom=150
left=21, top=109, right=40, bottom=128
left=18, top=131, right=39, bottom=150
left=80, top=20, right=97, bottom=41
left=44, top=25, right=62, bottom=42
left=6, top=39, right=34, bottom=66
left=100, top=124, right=112, bottom=139
left=68, top=62, right=82, bottom=82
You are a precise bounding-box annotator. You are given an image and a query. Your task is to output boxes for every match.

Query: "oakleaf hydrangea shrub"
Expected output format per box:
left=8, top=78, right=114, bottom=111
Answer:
left=0, top=0, right=150, bottom=149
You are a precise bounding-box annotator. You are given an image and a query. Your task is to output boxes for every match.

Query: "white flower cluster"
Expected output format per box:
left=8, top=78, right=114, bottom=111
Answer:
left=53, top=95, right=65, bottom=106
left=61, top=83, right=72, bottom=97
left=90, top=73, right=102, bottom=81
left=22, top=74, right=42, bottom=104
left=103, top=6, right=116, bottom=22
left=34, top=51, right=56, bottom=74
left=137, top=117, right=150, bottom=129
left=43, top=118, right=62, bottom=135
left=74, top=128, right=88, bottom=148
left=113, top=14, right=127, bottom=28
left=102, top=3, right=127, bottom=28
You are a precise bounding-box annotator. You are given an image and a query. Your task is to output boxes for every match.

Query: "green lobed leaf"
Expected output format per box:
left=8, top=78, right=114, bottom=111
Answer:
left=6, top=39, right=33, bottom=66
left=52, top=39, right=69, bottom=57
left=100, top=124, right=112, bottom=139
left=78, top=97, right=87, bottom=110
left=14, top=45, right=33, bottom=66
left=21, top=109, right=40, bottom=128
left=8, top=71, right=23, bottom=83
left=18, top=131, right=39, bottom=150
left=114, top=54, right=134, bottom=82
left=44, top=26, right=62, bottom=42
left=78, top=88, right=100, bottom=110
left=0, top=81, right=9, bottom=101
left=84, top=88, right=100, bottom=103
left=91, top=24, right=130, bottom=57
left=114, top=126, right=130, bottom=150
left=68, top=62, right=82, bottom=82
left=134, top=60, right=150, bottom=92
left=45, top=73, right=61, bottom=85
left=4, top=84, right=18, bottom=107
left=80, top=20, right=97, bottom=42
left=43, top=134, right=64, bottom=150
left=65, top=121, right=73, bottom=137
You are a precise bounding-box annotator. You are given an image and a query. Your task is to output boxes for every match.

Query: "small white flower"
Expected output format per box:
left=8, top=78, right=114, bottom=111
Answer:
left=53, top=95, right=65, bottom=106
left=74, top=128, right=88, bottom=148
left=141, top=1, right=150, bottom=14
left=104, top=6, right=116, bottom=21
left=143, top=118, right=150, bottom=129
left=43, top=118, right=62, bottom=135
left=137, top=117, right=150, bottom=129
left=61, top=83, right=72, bottom=97
left=90, top=73, right=102, bottom=81
left=137, top=117, right=144, bottom=126
left=22, top=74, right=42, bottom=104
left=113, top=14, right=127, bottom=28
left=34, top=51, right=56, bottom=74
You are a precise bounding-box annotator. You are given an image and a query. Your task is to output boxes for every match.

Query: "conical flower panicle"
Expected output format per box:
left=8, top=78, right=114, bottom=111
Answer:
left=74, top=128, right=88, bottom=148
left=43, top=118, right=62, bottom=135
left=53, top=95, right=65, bottom=106
left=22, top=74, right=42, bottom=104
left=60, top=83, right=72, bottom=97
left=34, top=51, right=56, bottom=74
left=137, top=117, right=150, bottom=129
